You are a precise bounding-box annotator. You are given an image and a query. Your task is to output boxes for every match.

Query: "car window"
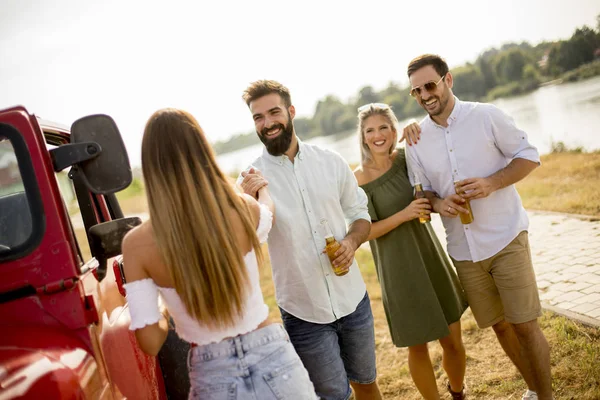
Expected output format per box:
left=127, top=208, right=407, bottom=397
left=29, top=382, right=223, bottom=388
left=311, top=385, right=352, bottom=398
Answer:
left=0, top=136, right=32, bottom=254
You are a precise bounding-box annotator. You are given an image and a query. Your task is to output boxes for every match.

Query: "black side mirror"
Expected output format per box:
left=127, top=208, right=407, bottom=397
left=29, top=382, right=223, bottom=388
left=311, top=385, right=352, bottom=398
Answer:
left=88, top=217, right=142, bottom=281
left=70, top=114, right=132, bottom=194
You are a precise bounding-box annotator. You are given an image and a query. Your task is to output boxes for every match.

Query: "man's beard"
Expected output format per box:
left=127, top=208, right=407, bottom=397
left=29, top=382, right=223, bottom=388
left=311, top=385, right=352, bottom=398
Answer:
left=258, top=115, right=294, bottom=156
left=424, top=89, right=450, bottom=117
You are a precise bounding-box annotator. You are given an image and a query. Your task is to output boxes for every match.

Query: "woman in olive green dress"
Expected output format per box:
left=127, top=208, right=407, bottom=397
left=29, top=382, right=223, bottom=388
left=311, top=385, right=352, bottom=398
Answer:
left=353, top=104, right=468, bottom=400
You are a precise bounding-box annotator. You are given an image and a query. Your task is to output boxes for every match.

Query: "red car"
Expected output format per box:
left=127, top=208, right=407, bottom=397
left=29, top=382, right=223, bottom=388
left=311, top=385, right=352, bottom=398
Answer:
left=0, top=106, right=188, bottom=399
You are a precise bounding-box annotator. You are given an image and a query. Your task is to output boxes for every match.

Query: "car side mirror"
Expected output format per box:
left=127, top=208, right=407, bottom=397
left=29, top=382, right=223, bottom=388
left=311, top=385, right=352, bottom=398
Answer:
left=70, top=114, right=132, bottom=194
left=88, top=217, right=142, bottom=281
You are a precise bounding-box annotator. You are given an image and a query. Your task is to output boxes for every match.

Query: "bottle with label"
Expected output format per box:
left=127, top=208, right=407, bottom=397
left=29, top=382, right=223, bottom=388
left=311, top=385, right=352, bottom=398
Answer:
left=453, top=177, right=474, bottom=225
left=413, top=183, right=431, bottom=224
left=320, top=219, right=348, bottom=276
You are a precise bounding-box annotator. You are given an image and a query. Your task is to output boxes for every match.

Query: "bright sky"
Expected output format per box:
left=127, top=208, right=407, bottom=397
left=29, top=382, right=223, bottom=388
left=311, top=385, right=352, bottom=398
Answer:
left=1, top=0, right=599, bottom=166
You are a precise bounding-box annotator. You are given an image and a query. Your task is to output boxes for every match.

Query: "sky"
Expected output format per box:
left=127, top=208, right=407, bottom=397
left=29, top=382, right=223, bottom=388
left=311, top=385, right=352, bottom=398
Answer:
left=1, top=0, right=599, bottom=166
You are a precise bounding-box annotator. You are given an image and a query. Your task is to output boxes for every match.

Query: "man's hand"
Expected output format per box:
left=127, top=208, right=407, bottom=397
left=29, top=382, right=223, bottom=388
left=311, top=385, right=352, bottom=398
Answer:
left=399, top=121, right=421, bottom=146
left=240, top=168, right=268, bottom=199
left=456, top=177, right=499, bottom=200
left=433, top=194, right=469, bottom=218
left=330, top=237, right=357, bottom=272
left=323, top=219, right=369, bottom=273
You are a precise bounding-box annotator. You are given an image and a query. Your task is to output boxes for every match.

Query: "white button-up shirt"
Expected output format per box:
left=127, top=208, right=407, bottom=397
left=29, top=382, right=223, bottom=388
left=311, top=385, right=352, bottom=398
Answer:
left=406, top=98, right=540, bottom=262
left=237, top=140, right=370, bottom=323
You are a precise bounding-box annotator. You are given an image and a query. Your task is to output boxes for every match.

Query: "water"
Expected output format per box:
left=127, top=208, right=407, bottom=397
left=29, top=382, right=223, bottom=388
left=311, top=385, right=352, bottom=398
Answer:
left=217, top=76, right=600, bottom=174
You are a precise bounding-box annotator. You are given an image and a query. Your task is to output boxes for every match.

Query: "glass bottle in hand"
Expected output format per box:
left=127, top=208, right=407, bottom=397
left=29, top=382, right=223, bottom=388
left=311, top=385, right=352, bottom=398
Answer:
left=453, top=176, right=474, bottom=225
left=320, top=219, right=348, bottom=276
left=414, top=183, right=431, bottom=224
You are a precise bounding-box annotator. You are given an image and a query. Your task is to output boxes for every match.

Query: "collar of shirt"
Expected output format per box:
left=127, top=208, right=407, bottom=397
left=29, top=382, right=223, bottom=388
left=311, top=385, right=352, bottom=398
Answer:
left=425, top=96, right=462, bottom=129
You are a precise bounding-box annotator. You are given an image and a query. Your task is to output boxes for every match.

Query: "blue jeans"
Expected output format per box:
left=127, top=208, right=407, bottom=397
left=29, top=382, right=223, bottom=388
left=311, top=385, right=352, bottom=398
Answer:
left=187, top=324, right=317, bottom=399
left=279, top=292, right=377, bottom=400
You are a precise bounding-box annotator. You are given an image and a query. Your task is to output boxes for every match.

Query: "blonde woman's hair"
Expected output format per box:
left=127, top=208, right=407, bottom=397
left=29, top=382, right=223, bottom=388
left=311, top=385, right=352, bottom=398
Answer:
left=141, top=108, right=262, bottom=329
left=357, top=104, right=399, bottom=165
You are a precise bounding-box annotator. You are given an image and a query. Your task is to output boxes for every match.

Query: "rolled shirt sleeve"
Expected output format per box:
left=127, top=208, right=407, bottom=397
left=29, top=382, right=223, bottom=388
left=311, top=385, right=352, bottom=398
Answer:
left=335, top=152, right=371, bottom=225
left=488, top=104, right=541, bottom=164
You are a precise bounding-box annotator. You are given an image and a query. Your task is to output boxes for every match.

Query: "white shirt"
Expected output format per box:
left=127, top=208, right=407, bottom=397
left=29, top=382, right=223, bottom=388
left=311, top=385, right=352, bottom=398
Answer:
left=406, top=98, right=540, bottom=262
left=125, top=203, right=273, bottom=346
left=237, top=140, right=370, bottom=324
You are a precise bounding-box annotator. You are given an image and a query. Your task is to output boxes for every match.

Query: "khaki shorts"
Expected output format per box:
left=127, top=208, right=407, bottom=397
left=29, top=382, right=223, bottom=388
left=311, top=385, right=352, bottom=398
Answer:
left=451, top=231, right=542, bottom=328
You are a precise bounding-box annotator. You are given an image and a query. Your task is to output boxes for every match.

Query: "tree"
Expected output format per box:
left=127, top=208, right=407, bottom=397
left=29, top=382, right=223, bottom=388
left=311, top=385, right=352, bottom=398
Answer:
left=401, top=98, right=425, bottom=120
left=380, top=82, right=403, bottom=99
left=476, top=56, right=497, bottom=91
left=382, top=92, right=408, bottom=119
left=313, top=96, right=355, bottom=136
left=494, top=48, right=528, bottom=83
left=355, top=86, right=380, bottom=108
left=294, top=117, right=316, bottom=139
left=547, top=26, right=600, bottom=74
left=451, top=63, right=487, bottom=100
left=522, top=64, right=540, bottom=82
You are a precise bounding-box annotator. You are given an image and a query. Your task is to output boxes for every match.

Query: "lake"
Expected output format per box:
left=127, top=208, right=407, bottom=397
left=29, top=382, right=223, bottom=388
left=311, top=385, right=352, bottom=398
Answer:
left=217, top=76, right=600, bottom=174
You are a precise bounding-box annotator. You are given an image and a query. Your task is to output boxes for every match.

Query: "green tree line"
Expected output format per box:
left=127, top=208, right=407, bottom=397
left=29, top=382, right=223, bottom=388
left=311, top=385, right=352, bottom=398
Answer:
left=213, top=16, right=600, bottom=155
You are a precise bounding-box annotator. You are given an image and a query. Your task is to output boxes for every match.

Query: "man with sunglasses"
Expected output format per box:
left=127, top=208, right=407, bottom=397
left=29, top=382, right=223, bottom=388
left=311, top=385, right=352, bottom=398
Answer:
left=237, top=80, right=382, bottom=400
left=404, top=54, right=552, bottom=400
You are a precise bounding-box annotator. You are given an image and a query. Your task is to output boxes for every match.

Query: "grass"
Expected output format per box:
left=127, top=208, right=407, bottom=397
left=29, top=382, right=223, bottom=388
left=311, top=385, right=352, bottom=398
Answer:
left=115, top=177, right=148, bottom=214
left=516, top=150, right=600, bottom=216
left=561, top=60, right=600, bottom=83
left=485, top=79, right=541, bottom=101
left=258, top=247, right=600, bottom=399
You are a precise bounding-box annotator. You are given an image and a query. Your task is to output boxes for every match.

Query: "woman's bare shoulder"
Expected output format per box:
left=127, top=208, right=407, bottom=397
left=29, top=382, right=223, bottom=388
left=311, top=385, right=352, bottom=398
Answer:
left=121, top=221, right=154, bottom=281
left=353, top=165, right=367, bottom=186
left=122, top=221, right=153, bottom=249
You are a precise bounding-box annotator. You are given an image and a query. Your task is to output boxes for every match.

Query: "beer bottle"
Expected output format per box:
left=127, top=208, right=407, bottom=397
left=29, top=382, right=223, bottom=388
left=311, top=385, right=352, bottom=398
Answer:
left=320, top=219, right=349, bottom=276
left=453, top=180, right=474, bottom=225
left=414, top=183, right=431, bottom=224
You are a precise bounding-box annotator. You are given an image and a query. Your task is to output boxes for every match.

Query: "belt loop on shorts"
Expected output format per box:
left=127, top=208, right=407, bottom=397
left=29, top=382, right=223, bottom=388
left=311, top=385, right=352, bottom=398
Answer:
left=233, top=336, right=244, bottom=359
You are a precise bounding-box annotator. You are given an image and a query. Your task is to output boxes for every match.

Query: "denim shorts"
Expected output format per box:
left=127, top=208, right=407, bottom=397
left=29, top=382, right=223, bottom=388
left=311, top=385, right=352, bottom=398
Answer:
left=187, top=323, right=317, bottom=399
left=279, top=292, right=377, bottom=400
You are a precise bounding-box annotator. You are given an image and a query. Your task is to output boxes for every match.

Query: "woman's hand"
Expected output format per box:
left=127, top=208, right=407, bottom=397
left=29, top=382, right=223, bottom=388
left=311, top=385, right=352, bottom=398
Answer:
left=399, top=121, right=421, bottom=146
left=402, top=198, right=432, bottom=221
left=240, top=168, right=268, bottom=199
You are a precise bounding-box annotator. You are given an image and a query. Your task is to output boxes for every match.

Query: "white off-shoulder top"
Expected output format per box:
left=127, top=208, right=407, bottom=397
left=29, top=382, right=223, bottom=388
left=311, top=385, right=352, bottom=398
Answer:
left=123, top=203, right=273, bottom=346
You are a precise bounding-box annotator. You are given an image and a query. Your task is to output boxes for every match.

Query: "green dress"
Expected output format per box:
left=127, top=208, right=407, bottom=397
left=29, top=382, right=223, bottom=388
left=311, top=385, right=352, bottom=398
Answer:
left=360, top=149, right=468, bottom=348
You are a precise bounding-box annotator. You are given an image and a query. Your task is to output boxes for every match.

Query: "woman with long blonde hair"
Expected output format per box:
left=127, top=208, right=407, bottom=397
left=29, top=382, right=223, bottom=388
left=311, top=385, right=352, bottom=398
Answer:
left=353, top=104, right=468, bottom=400
left=121, top=108, right=316, bottom=399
